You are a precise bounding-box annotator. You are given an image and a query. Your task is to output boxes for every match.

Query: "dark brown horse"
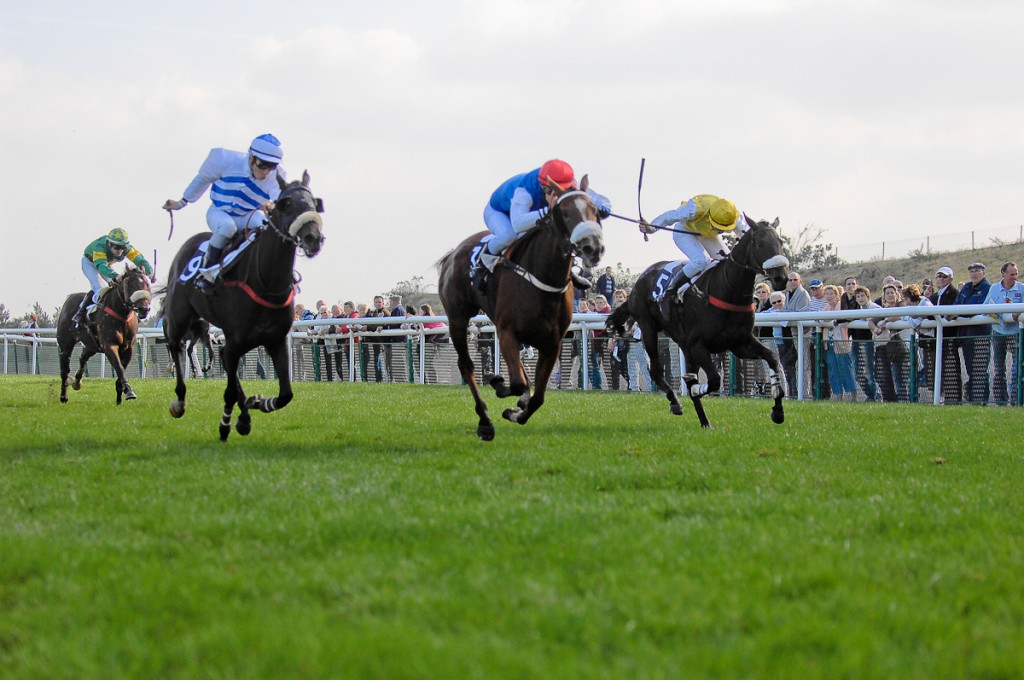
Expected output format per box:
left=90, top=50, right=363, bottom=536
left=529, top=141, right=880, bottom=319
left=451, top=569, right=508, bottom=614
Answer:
left=607, top=216, right=790, bottom=428
left=437, top=176, right=604, bottom=440
left=57, top=267, right=153, bottom=404
left=161, top=171, right=324, bottom=441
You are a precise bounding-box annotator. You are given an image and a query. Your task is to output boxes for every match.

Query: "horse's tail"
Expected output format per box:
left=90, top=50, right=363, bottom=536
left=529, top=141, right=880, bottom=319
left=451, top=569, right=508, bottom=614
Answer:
left=606, top=303, right=633, bottom=338
left=435, top=249, right=456, bottom=272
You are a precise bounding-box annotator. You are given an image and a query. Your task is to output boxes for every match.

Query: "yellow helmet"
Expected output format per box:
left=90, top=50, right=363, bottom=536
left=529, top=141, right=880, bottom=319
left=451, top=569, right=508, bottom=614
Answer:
left=709, top=199, right=738, bottom=232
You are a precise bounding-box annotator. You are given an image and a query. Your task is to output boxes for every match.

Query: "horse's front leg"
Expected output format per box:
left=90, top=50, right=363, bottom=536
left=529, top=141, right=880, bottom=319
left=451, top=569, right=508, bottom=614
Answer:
left=243, top=339, right=293, bottom=419
left=732, top=337, right=786, bottom=424
left=504, top=343, right=557, bottom=426
left=73, top=348, right=92, bottom=392
left=493, top=329, right=530, bottom=402
left=103, top=344, right=136, bottom=405
left=681, top=344, right=717, bottom=429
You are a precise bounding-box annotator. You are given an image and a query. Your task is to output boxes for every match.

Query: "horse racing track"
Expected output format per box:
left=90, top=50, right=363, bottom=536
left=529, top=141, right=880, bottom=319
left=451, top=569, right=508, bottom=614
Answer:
left=1, top=375, right=1022, bottom=679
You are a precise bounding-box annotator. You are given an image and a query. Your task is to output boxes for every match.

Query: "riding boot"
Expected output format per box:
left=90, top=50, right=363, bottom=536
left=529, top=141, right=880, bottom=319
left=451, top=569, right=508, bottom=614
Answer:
left=72, top=295, right=91, bottom=328
left=472, top=250, right=500, bottom=294
left=196, top=245, right=225, bottom=292
left=570, top=270, right=592, bottom=290
left=659, top=268, right=692, bottom=317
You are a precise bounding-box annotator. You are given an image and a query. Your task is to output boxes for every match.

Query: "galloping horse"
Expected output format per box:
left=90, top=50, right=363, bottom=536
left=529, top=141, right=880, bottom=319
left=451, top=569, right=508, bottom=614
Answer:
left=438, top=176, right=604, bottom=440
left=162, top=171, right=324, bottom=441
left=607, top=216, right=790, bottom=428
left=57, top=267, right=153, bottom=404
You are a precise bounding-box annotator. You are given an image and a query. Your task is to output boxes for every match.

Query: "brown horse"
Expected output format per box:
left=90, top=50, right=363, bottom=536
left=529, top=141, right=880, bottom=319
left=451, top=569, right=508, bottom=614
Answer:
left=57, top=267, right=153, bottom=404
left=437, top=176, right=604, bottom=440
left=161, top=171, right=324, bottom=441
left=607, top=216, right=790, bottom=428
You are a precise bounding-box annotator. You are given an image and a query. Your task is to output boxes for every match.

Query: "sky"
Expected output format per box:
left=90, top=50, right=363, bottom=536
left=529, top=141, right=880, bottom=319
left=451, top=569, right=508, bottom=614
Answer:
left=2, top=0, right=1023, bottom=315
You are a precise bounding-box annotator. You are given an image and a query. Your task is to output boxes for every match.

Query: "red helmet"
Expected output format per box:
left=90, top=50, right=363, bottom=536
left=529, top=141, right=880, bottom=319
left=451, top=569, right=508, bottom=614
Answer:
left=538, top=159, right=576, bottom=191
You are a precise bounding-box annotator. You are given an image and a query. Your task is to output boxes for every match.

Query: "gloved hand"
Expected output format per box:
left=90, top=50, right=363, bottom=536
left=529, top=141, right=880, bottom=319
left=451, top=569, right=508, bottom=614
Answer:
left=163, top=198, right=187, bottom=211
left=108, top=273, right=119, bottom=285
left=638, top=220, right=657, bottom=235
left=597, top=204, right=611, bottom=220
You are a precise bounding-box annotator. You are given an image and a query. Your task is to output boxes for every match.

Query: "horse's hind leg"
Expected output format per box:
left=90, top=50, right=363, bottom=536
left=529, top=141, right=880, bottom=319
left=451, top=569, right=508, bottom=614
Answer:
left=682, top=344, right=717, bottom=429
left=451, top=319, right=495, bottom=440
left=58, top=341, right=74, bottom=403
left=168, top=338, right=189, bottom=418
left=238, top=340, right=293, bottom=436
left=641, top=321, right=683, bottom=416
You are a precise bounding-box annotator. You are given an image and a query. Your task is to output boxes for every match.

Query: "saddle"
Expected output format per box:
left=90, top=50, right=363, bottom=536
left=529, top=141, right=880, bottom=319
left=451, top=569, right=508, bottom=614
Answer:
left=180, top=230, right=259, bottom=286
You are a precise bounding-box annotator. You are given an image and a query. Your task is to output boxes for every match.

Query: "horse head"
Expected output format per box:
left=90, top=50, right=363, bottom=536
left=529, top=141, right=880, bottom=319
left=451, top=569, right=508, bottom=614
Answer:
left=547, top=174, right=605, bottom=269
left=272, top=170, right=325, bottom=259
left=119, top=267, right=153, bottom=319
left=737, top=216, right=789, bottom=291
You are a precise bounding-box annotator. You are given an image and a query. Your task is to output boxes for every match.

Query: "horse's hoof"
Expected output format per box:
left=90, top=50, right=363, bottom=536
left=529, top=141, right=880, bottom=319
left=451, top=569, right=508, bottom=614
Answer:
left=477, top=424, right=495, bottom=441
left=72, top=381, right=82, bottom=391
left=124, top=388, right=137, bottom=401
left=771, top=409, right=785, bottom=425
left=236, top=417, right=252, bottom=436
left=485, top=374, right=504, bottom=387
left=219, top=424, right=231, bottom=442
left=169, top=401, right=185, bottom=418
left=670, top=403, right=683, bottom=416
left=60, top=395, right=68, bottom=404
left=502, top=408, right=517, bottom=422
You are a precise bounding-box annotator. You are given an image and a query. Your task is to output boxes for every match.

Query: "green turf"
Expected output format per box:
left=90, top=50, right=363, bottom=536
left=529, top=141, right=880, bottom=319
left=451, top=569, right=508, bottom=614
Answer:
left=1, top=375, right=1022, bottom=679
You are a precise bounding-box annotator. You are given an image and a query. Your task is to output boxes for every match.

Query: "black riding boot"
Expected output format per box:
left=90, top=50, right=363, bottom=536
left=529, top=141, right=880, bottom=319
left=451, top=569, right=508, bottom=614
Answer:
left=72, top=295, right=92, bottom=328
left=196, top=245, right=224, bottom=291
left=570, top=270, right=592, bottom=290
left=660, top=268, right=693, bottom=317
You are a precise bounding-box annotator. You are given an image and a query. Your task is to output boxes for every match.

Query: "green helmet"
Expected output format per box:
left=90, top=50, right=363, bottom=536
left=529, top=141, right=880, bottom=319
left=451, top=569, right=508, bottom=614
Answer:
left=107, top=228, right=129, bottom=247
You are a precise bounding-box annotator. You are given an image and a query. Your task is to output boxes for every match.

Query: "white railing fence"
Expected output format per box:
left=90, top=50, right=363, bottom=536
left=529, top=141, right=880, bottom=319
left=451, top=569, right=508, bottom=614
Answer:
left=4, top=303, right=1023, bottom=406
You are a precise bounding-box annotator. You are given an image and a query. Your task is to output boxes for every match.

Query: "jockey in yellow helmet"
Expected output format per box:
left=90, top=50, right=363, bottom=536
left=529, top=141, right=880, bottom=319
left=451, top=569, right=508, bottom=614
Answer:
left=640, top=194, right=747, bottom=313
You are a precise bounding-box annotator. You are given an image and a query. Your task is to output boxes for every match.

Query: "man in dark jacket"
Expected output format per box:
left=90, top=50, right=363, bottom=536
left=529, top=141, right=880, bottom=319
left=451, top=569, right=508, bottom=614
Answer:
left=930, top=266, right=962, bottom=403
left=954, top=263, right=991, bottom=404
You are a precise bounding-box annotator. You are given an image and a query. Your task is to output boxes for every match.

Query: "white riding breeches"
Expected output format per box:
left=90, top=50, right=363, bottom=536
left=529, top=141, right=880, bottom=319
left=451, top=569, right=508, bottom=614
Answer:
left=483, top=205, right=517, bottom=254
left=81, top=257, right=108, bottom=303
left=672, top=231, right=727, bottom=279
left=207, top=205, right=267, bottom=250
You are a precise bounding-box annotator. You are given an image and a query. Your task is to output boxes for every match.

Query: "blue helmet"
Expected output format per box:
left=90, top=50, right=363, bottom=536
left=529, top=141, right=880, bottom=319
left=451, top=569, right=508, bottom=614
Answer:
left=249, top=133, right=283, bottom=164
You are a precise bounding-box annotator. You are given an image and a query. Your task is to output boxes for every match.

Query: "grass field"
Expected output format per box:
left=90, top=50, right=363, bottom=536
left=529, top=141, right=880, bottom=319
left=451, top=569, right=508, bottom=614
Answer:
left=1, top=375, right=1022, bottom=679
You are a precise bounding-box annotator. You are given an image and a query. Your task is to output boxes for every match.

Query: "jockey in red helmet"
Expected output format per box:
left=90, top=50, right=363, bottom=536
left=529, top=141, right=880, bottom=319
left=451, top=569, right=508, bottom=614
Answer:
left=472, top=159, right=611, bottom=292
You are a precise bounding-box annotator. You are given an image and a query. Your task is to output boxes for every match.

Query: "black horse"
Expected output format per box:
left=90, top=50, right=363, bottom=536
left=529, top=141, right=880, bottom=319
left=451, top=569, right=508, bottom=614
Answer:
left=162, top=170, right=324, bottom=441
left=438, top=176, right=604, bottom=440
left=607, top=216, right=790, bottom=428
left=56, top=267, right=153, bottom=404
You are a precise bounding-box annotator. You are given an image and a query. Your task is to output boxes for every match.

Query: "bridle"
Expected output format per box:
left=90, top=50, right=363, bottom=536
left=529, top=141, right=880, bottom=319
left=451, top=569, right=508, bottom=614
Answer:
left=109, top=270, right=152, bottom=319
left=264, top=183, right=325, bottom=253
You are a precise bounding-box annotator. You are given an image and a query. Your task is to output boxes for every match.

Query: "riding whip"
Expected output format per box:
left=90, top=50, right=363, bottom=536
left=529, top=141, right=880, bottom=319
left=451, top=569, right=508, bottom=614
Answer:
left=638, top=157, right=648, bottom=242
left=166, top=208, right=174, bottom=241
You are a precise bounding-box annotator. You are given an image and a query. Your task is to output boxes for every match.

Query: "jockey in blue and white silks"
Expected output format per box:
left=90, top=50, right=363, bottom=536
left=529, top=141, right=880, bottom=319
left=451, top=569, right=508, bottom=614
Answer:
left=473, top=159, right=611, bottom=290
left=162, top=133, right=287, bottom=288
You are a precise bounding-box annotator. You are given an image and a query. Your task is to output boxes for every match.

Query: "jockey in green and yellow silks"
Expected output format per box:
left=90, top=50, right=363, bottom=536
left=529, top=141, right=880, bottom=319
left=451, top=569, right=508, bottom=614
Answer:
left=73, top=228, right=154, bottom=327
